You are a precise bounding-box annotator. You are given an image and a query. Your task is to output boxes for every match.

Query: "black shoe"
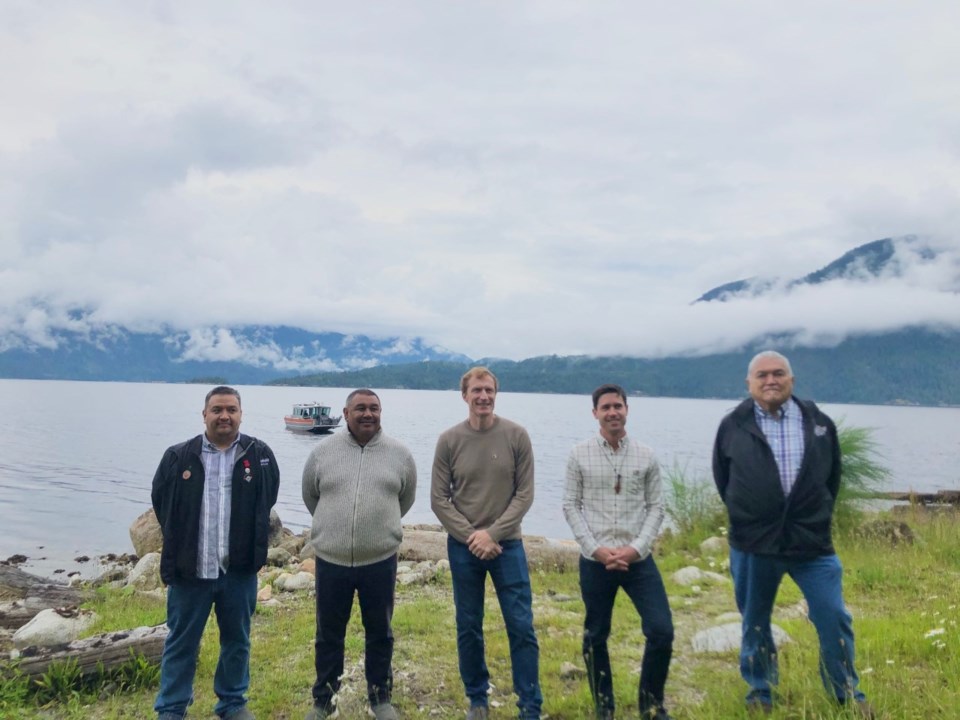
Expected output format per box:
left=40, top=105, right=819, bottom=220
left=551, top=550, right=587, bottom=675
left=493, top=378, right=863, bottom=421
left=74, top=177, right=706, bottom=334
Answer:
left=746, top=697, right=773, bottom=715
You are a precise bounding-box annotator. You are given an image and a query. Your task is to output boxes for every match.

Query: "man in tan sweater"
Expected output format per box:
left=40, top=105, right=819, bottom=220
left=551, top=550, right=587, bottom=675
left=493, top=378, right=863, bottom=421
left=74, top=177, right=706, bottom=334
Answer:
left=431, top=367, right=542, bottom=720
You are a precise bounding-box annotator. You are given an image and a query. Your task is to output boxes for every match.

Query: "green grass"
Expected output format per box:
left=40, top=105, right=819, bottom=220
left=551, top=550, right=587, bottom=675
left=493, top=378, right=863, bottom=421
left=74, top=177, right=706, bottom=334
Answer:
left=2, top=509, right=959, bottom=718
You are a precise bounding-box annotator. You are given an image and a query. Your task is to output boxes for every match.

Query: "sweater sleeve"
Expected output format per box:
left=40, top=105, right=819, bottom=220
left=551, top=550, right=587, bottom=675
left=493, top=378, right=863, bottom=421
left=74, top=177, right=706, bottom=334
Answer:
left=302, top=445, right=322, bottom=517
left=431, top=434, right=476, bottom=543
left=485, top=426, right=534, bottom=542
left=399, top=449, right=417, bottom=517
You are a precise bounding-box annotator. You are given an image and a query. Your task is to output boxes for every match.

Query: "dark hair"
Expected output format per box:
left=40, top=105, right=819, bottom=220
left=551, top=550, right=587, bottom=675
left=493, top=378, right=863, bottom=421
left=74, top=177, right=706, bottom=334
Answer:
left=205, top=385, right=241, bottom=408
left=591, top=383, right=627, bottom=409
left=345, top=388, right=380, bottom=406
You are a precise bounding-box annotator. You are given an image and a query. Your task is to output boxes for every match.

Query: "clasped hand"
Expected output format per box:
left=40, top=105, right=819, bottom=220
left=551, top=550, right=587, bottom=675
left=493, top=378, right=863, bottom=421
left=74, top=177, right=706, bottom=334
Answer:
left=466, top=529, right=502, bottom=560
left=592, top=545, right=639, bottom=571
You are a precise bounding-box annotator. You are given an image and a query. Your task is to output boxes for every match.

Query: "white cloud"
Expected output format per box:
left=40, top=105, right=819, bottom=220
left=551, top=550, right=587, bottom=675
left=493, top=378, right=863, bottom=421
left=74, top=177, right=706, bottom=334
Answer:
left=1, top=2, right=959, bottom=361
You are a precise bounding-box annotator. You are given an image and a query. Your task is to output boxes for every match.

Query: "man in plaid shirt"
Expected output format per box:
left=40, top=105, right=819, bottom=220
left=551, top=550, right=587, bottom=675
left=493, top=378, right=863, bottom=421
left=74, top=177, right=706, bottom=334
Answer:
left=562, top=384, right=674, bottom=720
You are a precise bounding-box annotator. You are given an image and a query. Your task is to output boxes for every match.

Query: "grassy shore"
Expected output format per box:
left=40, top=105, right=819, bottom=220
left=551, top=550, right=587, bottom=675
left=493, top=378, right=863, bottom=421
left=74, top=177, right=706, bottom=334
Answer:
left=2, top=508, right=958, bottom=719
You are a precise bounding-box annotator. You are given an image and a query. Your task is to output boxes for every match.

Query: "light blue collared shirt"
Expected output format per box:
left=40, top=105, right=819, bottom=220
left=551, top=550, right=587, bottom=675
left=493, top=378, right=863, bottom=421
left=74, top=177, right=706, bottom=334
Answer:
left=198, top=436, right=239, bottom=579
left=754, top=398, right=805, bottom=496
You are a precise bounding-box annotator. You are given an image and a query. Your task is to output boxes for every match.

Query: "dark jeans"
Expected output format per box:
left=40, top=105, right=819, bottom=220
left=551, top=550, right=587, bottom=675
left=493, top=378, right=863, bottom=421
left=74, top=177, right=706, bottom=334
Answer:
left=730, top=548, right=866, bottom=705
left=579, top=555, right=674, bottom=715
left=154, top=568, right=258, bottom=719
left=448, top=537, right=543, bottom=719
left=312, top=554, right=397, bottom=710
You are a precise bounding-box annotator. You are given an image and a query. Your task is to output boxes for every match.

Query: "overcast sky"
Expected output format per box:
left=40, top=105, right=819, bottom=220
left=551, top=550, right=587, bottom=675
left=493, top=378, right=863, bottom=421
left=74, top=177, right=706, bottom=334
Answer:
left=2, top=2, right=959, bottom=362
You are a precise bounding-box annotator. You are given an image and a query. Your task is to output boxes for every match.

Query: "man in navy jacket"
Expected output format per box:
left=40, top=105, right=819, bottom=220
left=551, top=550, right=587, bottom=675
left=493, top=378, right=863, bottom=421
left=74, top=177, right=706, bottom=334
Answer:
left=151, top=386, right=280, bottom=720
left=712, top=352, right=873, bottom=718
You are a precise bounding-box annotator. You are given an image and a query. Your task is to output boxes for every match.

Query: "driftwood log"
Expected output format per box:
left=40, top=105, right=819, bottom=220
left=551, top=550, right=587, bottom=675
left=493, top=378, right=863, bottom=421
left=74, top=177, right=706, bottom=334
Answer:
left=11, top=624, right=168, bottom=680
left=0, top=565, right=89, bottom=629
left=873, top=490, right=960, bottom=505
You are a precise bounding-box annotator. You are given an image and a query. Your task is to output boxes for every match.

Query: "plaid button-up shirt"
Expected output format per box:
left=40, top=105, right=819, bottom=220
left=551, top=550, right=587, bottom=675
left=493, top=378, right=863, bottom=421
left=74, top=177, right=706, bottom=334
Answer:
left=562, top=433, right=665, bottom=561
left=754, top=398, right=805, bottom=496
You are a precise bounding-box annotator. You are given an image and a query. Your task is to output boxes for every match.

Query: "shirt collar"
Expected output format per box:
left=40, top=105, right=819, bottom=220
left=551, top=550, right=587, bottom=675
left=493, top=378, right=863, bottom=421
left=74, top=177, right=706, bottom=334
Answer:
left=597, top=432, right=629, bottom=449
left=753, top=397, right=796, bottom=421
left=202, top=435, right=241, bottom=452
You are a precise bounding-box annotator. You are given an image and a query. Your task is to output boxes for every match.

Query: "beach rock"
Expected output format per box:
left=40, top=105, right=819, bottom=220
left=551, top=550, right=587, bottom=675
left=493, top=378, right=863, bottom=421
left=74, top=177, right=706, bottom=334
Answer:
left=279, top=533, right=306, bottom=556
left=126, top=553, right=162, bottom=591
left=92, top=565, right=130, bottom=587
left=299, top=558, right=316, bottom=576
left=13, top=607, right=97, bottom=649
left=398, top=527, right=580, bottom=569
left=275, top=572, right=314, bottom=592
left=257, top=584, right=272, bottom=602
left=266, top=547, right=294, bottom=567
left=671, top=566, right=729, bottom=586
left=856, top=519, right=915, bottom=546
left=699, top=536, right=727, bottom=555
left=397, top=570, right=431, bottom=586
left=692, top=622, right=791, bottom=654
left=560, top=661, right=586, bottom=679
left=399, top=529, right=448, bottom=562
left=268, top=510, right=285, bottom=547
left=129, top=509, right=163, bottom=557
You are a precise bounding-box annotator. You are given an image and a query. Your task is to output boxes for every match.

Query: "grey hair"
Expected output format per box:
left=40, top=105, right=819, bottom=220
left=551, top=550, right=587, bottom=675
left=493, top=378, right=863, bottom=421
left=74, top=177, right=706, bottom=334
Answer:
left=746, top=350, right=793, bottom=378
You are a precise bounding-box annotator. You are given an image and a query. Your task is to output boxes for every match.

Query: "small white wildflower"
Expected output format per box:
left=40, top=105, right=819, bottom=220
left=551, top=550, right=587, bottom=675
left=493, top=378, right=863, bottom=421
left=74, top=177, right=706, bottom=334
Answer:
left=862, top=667, right=874, bottom=674
left=924, top=628, right=946, bottom=639
left=933, top=640, right=947, bottom=650
left=885, top=659, right=895, bottom=665
left=691, top=585, right=702, bottom=594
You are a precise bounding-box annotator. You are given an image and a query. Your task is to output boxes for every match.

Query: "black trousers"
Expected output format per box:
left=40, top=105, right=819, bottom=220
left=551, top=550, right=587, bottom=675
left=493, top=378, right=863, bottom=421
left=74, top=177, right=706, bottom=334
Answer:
left=312, top=554, right=398, bottom=709
left=580, top=555, right=674, bottom=714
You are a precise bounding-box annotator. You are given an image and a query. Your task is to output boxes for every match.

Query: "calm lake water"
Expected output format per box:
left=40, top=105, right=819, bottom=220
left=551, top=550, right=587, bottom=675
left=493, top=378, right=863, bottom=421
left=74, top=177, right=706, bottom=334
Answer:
left=1, top=379, right=957, bottom=577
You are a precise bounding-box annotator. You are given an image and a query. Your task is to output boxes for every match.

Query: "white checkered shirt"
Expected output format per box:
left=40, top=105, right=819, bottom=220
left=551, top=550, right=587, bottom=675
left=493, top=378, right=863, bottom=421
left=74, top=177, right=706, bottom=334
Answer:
left=562, top=433, right=665, bottom=560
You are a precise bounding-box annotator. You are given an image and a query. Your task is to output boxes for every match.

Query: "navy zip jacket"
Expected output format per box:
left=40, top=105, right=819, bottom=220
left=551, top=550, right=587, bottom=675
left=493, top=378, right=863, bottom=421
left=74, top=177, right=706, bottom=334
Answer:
left=151, top=433, right=280, bottom=584
left=712, top=396, right=841, bottom=558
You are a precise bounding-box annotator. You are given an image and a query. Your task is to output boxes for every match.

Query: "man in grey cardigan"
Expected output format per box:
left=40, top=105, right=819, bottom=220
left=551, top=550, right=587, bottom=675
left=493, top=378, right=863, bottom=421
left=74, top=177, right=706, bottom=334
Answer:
left=302, top=389, right=417, bottom=720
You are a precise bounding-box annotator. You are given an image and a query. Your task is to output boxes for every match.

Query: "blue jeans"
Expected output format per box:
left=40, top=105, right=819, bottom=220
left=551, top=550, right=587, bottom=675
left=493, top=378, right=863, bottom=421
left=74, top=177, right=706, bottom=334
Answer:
left=154, top=569, right=258, bottom=719
left=448, top=537, right=543, bottom=719
left=729, top=548, right=866, bottom=705
left=579, top=555, right=674, bottom=715
left=312, top=554, right=397, bottom=710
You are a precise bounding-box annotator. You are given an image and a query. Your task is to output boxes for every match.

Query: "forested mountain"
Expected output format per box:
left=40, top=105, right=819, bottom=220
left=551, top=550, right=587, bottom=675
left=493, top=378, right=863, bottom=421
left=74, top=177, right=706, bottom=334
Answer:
left=271, top=327, right=960, bottom=406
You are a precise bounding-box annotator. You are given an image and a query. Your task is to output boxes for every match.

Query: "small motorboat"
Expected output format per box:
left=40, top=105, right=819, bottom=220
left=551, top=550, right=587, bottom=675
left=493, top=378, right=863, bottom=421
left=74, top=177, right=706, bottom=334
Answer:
left=284, top=402, right=342, bottom=434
